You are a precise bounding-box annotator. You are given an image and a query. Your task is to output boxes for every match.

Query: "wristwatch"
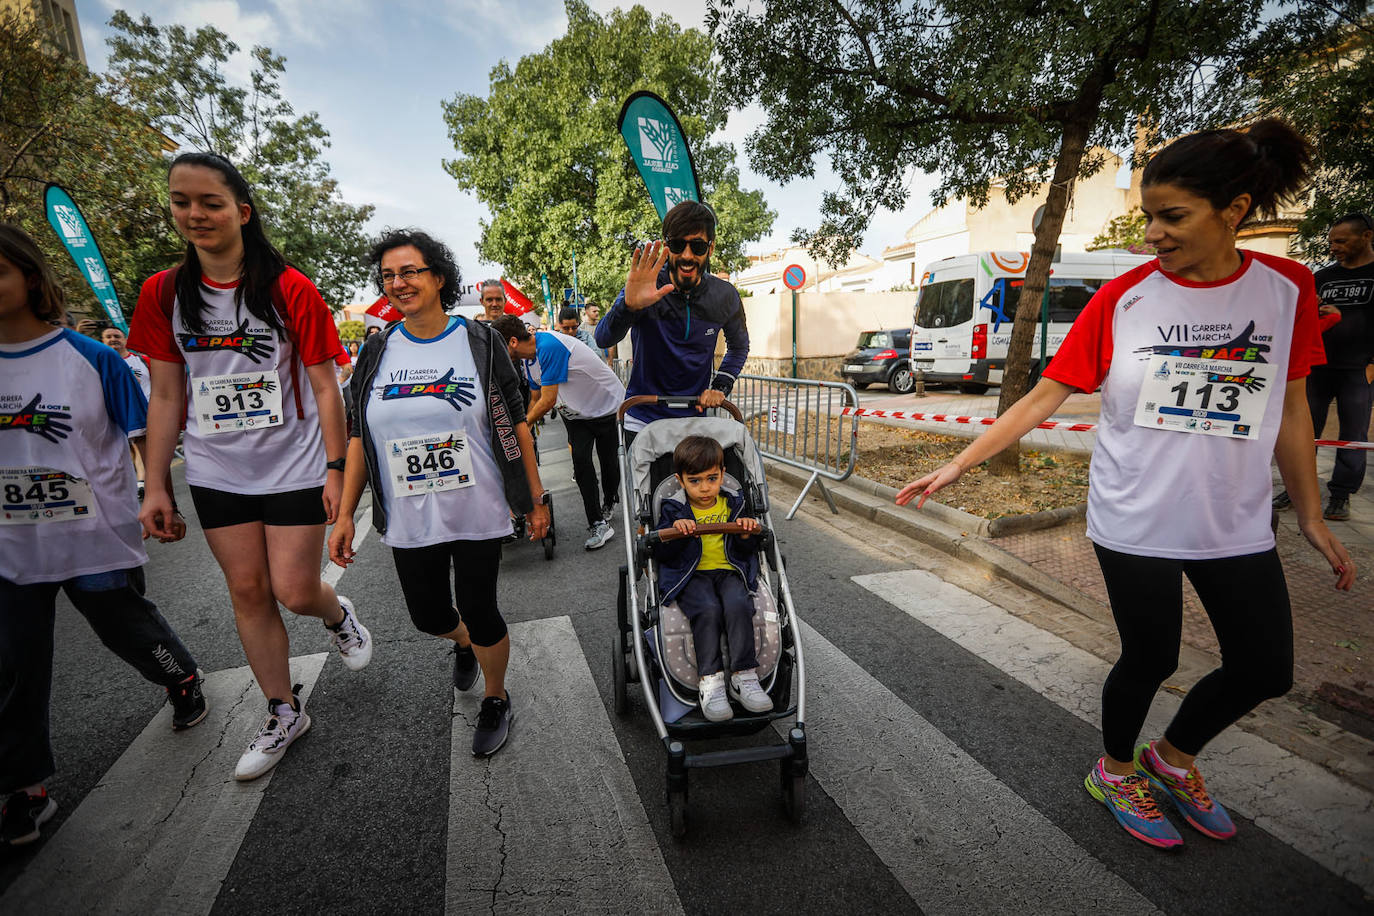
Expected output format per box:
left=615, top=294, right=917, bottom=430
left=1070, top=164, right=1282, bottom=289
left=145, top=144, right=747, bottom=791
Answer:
left=326, top=458, right=346, bottom=472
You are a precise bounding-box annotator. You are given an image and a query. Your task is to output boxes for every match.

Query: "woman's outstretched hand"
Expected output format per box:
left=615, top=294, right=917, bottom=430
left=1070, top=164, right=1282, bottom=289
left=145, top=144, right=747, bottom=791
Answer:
left=894, top=461, right=965, bottom=509
left=1298, top=517, right=1357, bottom=590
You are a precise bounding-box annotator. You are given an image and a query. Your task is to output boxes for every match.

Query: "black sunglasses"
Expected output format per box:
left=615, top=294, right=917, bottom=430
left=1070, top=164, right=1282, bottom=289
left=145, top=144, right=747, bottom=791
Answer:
left=666, top=238, right=710, bottom=256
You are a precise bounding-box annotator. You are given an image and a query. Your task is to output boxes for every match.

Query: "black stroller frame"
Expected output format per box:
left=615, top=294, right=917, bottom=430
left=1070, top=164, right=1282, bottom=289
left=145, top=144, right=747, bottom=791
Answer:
left=609, top=395, right=809, bottom=837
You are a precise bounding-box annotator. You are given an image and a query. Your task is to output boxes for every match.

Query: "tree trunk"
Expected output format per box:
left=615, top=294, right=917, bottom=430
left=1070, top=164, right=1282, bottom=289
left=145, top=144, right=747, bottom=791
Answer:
left=986, top=117, right=1093, bottom=476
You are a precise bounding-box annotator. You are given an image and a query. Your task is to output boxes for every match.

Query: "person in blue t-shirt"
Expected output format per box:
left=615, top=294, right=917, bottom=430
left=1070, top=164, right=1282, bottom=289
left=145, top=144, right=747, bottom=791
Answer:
left=595, top=201, right=749, bottom=437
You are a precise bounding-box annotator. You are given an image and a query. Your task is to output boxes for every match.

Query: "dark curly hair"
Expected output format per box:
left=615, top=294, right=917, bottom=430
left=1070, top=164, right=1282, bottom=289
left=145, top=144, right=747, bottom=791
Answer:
left=368, top=228, right=462, bottom=309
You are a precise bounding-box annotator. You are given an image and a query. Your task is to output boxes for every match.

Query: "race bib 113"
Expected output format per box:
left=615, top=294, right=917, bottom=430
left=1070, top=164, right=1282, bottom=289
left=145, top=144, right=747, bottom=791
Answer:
left=1133, top=355, right=1279, bottom=440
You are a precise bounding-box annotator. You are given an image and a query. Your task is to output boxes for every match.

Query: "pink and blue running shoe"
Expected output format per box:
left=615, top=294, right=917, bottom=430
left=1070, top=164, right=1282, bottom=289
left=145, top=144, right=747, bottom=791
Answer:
left=1134, top=743, right=1237, bottom=840
left=1084, top=758, right=1183, bottom=849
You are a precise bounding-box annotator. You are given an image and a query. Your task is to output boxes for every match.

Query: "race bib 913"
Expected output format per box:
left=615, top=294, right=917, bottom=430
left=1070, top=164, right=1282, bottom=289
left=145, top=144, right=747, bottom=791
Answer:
left=192, top=370, right=284, bottom=435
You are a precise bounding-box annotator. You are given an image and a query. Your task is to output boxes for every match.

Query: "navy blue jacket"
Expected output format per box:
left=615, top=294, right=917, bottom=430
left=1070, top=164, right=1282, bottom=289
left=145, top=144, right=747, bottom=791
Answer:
left=595, top=270, right=749, bottom=426
left=654, top=488, right=762, bottom=602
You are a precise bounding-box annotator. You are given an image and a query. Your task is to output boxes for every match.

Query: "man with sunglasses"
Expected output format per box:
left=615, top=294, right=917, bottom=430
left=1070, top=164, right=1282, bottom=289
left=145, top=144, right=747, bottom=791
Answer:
left=596, top=200, right=748, bottom=436
left=1276, top=212, right=1374, bottom=520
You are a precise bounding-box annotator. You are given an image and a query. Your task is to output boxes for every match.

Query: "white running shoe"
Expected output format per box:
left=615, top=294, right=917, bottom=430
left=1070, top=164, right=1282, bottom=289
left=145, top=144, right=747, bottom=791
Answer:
left=729, top=669, right=774, bottom=714
left=327, top=596, right=372, bottom=670
left=584, top=520, right=614, bottom=550
left=698, top=671, right=733, bottom=721
left=234, top=689, right=311, bottom=781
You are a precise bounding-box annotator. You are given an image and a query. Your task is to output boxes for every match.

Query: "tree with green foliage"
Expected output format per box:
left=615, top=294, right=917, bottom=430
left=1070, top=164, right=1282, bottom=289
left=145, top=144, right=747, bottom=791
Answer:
left=711, top=0, right=1266, bottom=472
left=1086, top=209, right=1152, bottom=255
left=104, top=11, right=374, bottom=308
left=441, top=0, right=774, bottom=302
left=1238, top=2, right=1372, bottom=263
left=0, top=12, right=177, bottom=320
left=336, top=319, right=364, bottom=341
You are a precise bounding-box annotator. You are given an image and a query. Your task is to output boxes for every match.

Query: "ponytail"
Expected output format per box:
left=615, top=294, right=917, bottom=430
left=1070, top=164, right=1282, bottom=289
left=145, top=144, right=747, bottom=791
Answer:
left=1141, top=118, right=1312, bottom=226
left=168, top=152, right=287, bottom=335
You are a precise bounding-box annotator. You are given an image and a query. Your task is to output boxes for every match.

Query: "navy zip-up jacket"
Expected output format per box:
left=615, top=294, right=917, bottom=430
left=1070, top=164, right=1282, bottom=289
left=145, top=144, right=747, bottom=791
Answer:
left=654, top=487, right=761, bottom=603
left=595, top=269, right=749, bottom=426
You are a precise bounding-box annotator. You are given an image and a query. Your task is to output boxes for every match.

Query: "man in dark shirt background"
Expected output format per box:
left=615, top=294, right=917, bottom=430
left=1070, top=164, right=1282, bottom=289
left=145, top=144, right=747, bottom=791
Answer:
left=1302, top=213, right=1374, bottom=520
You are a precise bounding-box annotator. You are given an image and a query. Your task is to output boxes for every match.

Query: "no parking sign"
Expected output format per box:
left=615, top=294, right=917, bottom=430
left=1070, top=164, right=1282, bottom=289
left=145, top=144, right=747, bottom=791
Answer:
left=783, top=264, right=806, bottom=290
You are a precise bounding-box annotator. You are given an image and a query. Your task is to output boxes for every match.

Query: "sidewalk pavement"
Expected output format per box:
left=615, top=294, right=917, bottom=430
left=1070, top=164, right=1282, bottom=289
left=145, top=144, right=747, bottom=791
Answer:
left=771, top=391, right=1374, bottom=792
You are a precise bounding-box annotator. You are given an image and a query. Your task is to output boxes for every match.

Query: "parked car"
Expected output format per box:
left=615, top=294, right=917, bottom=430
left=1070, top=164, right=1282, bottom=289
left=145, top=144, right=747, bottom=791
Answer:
left=841, top=328, right=915, bottom=394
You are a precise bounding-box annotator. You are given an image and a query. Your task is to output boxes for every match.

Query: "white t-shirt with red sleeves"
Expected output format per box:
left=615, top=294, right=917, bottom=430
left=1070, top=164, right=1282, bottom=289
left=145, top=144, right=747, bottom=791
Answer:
left=1044, top=251, right=1324, bottom=560
left=128, top=267, right=342, bottom=496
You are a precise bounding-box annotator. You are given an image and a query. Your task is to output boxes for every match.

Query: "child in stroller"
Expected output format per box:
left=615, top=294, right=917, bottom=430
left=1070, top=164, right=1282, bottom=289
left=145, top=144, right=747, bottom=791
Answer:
left=654, top=435, right=774, bottom=721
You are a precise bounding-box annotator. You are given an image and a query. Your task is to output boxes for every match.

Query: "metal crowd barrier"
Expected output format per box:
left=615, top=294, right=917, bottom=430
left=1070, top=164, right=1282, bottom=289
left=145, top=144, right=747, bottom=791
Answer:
left=731, top=375, right=859, bottom=519
left=609, top=361, right=860, bottom=519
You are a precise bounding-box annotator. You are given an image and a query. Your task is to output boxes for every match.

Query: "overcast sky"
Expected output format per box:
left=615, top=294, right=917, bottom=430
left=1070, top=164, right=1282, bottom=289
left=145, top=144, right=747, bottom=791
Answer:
left=76, top=0, right=941, bottom=301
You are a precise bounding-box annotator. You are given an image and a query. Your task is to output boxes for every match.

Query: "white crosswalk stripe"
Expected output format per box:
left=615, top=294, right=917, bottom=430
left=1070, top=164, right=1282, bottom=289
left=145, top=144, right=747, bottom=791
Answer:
left=782, top=620, right=1161, bottom=916
left=446, top=616, right=682, bottom=915
left=0, top=654, right=328, bottom=915
left=852, top=569, right=1374, bottom=895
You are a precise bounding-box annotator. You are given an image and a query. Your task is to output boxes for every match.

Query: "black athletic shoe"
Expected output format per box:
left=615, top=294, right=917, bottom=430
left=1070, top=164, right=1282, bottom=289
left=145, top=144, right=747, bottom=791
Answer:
left=452, top=644, right=480, bottom=692
left=2, top=789, right=57, bottom=846
left=1324, top=495, right=1351, bottom=521
left=1271, top=490, right=1292, bottom=511
left=168, top=669, right=208, bottom=730
left=472, top=692, right=513, bottom=757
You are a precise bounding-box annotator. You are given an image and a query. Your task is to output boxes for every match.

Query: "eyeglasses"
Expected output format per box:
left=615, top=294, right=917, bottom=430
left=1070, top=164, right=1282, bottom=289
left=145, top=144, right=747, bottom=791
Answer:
left=666, top=238, right=710, bottom=256
left=380, top=267, right=432, bottom=285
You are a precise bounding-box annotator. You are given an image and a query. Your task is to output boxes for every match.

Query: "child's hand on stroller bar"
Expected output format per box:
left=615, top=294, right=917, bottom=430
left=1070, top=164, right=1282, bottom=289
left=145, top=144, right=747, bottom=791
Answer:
left=672, top=519, right=697, bottom=536
left=738, top=517, right=760, bottom=537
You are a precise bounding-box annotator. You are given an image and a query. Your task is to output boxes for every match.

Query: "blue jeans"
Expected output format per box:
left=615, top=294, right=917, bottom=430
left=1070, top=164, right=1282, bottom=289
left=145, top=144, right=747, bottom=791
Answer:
left=0, top=568, right=198, bottom=792
left=1308, top=367, right=1373, bottom=498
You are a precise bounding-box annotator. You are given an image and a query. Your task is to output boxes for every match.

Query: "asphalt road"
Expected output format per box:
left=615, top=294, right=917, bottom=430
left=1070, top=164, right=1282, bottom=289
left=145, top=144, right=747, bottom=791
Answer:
left=1, top=420, right=1368, bottom=915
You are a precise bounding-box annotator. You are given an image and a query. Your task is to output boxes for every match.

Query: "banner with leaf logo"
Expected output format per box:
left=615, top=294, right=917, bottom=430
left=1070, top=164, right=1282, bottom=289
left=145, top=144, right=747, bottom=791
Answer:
left=43, top=184, right=127, bottom=331
left=617, top=91, right=702, bottom=220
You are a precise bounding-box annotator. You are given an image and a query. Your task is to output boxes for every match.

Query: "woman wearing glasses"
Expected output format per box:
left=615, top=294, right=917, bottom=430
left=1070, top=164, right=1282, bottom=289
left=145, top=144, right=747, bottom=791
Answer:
left=327, top=229, right=548, bottom=757
left=130, top=152, right=373, bottom=782
left=898, top=119, right=1355, bottom=849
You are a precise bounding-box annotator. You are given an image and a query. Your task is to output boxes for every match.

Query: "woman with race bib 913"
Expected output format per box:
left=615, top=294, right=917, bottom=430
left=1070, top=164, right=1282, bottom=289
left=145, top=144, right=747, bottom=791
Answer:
left=130, top=152, right=373, bottom=782
left=896, top=119, right=1355, bottom=850
left=328, top=229, right=549, bottom=758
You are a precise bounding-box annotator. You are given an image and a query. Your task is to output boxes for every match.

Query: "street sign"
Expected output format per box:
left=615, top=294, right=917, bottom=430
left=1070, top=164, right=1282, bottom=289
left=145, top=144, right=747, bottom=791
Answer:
left=783, top=264, right=806, bottom=291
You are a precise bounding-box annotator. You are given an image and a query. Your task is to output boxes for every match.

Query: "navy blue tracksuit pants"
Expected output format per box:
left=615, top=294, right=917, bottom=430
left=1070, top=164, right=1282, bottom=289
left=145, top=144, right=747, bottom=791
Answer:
left=676, top=569, right=758, bottom=678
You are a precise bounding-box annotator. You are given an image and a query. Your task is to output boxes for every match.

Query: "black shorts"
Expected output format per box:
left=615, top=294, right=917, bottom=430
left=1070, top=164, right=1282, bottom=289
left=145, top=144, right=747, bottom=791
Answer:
left=188, top=485, right=327, bottom=529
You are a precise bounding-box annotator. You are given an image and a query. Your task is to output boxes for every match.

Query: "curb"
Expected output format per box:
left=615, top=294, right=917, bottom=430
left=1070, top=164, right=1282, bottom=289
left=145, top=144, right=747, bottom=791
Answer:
left=764, top=460, right=1112, bottom=627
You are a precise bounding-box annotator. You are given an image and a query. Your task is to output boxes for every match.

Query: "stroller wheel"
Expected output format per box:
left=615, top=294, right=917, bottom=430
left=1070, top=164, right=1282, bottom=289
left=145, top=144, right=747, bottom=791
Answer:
left=668, top=787, right=688, bottom=838
left=611, top=637, right=628, bottom=716
left=781, top=764, right=806, bottom=825
left=543, top=537, right=555, bottom=561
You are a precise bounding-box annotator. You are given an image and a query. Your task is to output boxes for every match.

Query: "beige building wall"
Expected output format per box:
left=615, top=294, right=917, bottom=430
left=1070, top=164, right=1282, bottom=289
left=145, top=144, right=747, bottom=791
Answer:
left=2, top=0, right=86, bottom=65
left=742, top=290, right=916, bottom=361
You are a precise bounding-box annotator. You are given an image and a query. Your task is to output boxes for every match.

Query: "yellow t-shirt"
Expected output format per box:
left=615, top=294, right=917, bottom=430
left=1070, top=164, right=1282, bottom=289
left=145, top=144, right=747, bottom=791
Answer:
left=690, top=495, right=731, bottom=571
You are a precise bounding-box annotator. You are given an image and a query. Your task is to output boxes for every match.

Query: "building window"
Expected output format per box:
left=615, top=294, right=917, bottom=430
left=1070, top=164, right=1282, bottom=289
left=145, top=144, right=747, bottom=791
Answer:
left=62, top=9, right=77, bottom=55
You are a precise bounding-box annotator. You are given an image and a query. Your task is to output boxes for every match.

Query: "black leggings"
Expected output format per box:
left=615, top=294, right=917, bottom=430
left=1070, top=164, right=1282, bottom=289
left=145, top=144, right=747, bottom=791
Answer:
left=1094, top=544, right=1293, bottom=763
left=390, top=538, right=508, bottom=646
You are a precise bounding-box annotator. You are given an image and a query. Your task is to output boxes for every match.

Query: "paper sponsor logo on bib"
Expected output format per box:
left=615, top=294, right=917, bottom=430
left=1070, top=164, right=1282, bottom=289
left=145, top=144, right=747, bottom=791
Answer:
left=192, top=370, right=284, bottom=435
left=1133, top=355, right=1278, bottom=440
left=1, top=467, right=96, bottom=524
left=387, top=431, right=475, bottom=496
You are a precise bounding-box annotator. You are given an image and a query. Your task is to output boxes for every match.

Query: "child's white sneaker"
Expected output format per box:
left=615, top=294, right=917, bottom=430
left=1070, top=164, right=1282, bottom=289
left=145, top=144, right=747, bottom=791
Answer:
left=729, top=669, right=774, bottom=713
left=698, top=672, right=733, bottom=721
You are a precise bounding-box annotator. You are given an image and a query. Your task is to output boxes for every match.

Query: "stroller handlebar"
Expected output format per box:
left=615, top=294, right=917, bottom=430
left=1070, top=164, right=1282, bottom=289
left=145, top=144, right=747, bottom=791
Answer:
left=617, top=395, right=744, bottom=422
left=647, top=521, right=769, bottom=544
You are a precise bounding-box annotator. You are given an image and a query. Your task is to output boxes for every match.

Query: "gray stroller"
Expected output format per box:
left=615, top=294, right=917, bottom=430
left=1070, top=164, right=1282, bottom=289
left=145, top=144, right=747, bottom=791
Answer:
left=610, top=395, right=809, bottom=837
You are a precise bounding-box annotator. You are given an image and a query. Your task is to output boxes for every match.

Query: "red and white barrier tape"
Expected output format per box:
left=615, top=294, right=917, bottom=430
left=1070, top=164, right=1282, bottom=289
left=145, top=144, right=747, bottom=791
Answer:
left=840, top=406, right=1374, bottom=451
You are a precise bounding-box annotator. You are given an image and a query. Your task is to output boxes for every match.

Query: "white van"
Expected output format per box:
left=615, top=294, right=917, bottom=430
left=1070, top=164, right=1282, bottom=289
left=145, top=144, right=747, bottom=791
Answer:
left=909, top=250, right=1152, bottom=393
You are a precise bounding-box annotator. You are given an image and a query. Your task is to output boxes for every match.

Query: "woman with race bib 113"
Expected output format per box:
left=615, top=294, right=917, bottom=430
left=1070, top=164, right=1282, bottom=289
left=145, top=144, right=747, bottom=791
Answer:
left=130, top=152, right=373, bottom=782
left=896, top=119, right=1355, bottom=850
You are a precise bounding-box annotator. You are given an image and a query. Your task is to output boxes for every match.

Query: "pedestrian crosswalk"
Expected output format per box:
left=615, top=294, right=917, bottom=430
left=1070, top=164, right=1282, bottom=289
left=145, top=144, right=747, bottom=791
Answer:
left=852, top=570, right=1374, bottom=895
left=4, top=575, right=1370, bottom=914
